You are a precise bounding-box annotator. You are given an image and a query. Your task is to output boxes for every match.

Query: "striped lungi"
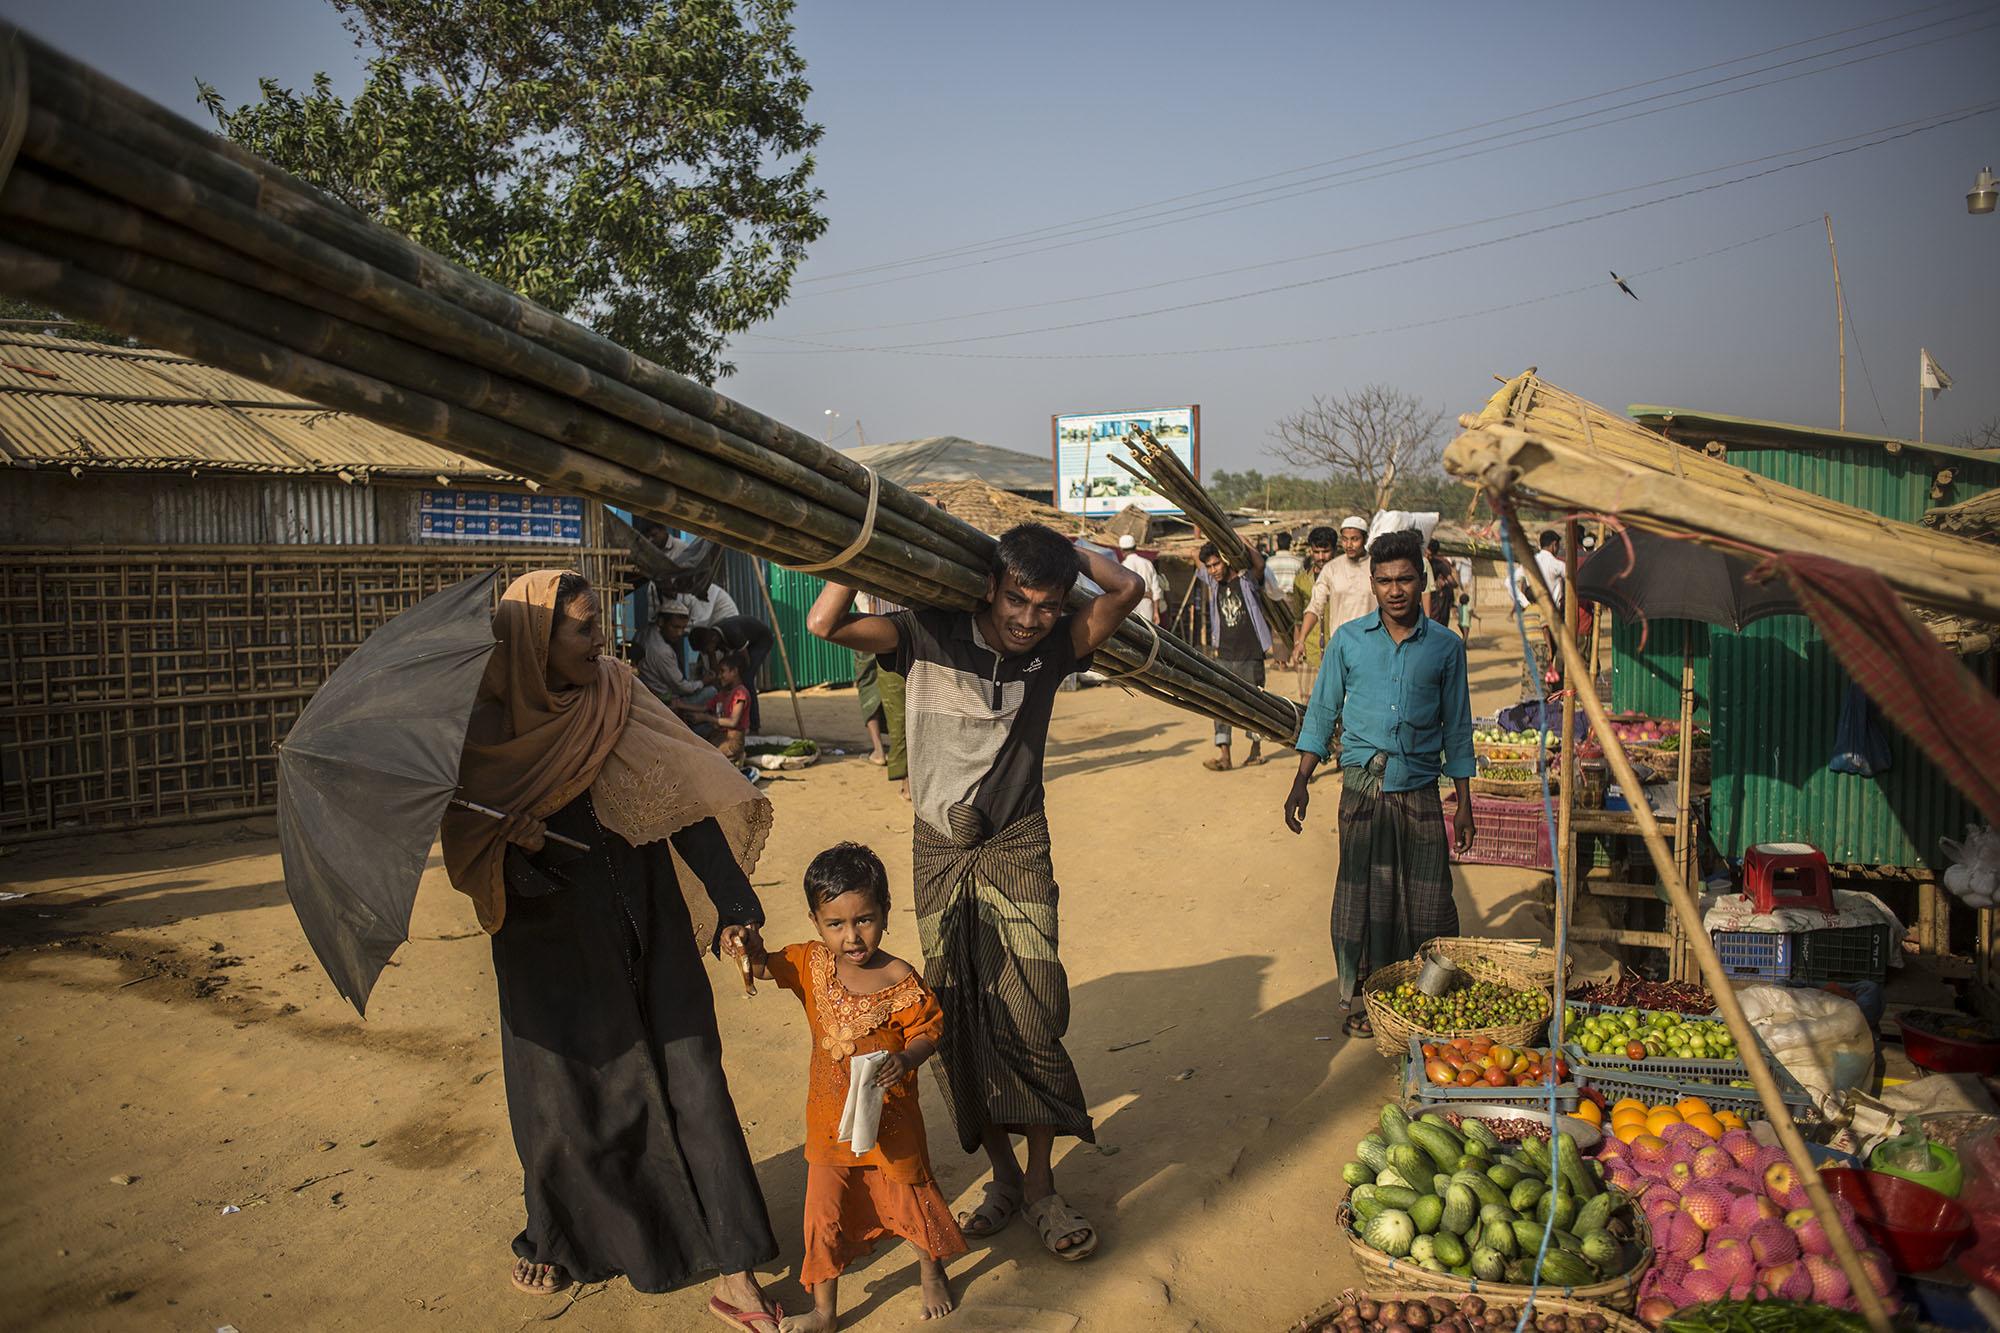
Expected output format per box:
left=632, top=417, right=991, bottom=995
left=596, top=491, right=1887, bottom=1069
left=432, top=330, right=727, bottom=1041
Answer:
left=912, top=807, right=1093, bottom=1153
left=1330, top=754, right=1456, bottom=1004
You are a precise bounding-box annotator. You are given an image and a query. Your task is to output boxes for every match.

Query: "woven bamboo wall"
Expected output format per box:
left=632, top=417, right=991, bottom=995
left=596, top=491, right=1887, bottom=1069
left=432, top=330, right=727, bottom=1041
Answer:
left=0, top=544, right=628, bottom=841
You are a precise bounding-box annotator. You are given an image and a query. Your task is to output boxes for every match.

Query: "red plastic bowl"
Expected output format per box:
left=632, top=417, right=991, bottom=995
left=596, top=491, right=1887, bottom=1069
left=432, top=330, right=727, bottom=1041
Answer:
left=1820, top=1167, right=1972, bottom=1273
left=1899, top=1012, right=2000, bottom=1075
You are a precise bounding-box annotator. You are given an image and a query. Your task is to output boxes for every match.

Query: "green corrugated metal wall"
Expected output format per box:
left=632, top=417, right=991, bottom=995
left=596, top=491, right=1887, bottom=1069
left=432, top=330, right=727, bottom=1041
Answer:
left=1609, top=442, right=1999, bottom=868
left=764, top=566, right=858, bottom=690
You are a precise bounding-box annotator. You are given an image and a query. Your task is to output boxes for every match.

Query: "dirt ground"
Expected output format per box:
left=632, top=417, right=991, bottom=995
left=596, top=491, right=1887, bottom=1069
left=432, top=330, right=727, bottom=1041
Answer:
left=0, top=629, right=1553, bottom=1333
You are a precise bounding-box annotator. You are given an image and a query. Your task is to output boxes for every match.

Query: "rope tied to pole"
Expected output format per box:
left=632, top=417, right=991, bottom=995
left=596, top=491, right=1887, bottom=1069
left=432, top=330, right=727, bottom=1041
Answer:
left=1095, top=615, right=1161, bottom=680
left=790, top=464, right=879, bottom=573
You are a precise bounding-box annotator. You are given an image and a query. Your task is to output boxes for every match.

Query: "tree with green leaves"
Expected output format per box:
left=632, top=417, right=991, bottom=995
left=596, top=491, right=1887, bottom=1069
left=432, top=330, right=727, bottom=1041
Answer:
left=199, top=0, right=826, bottom=383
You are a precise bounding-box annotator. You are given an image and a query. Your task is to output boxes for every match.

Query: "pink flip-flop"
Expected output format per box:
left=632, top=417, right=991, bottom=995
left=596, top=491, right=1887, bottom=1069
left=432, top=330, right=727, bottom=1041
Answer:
left=708, top=1295, right=782, bottom=1330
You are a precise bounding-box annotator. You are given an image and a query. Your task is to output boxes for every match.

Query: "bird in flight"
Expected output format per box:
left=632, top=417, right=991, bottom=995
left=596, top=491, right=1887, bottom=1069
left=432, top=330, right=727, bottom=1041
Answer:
left=1610, top=271, right=1639, bottom=301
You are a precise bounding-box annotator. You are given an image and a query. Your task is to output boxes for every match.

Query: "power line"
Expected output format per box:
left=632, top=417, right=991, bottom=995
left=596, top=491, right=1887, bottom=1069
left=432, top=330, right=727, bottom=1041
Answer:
left=781, top=103, right=1998, bottom=338
left=735, top=218, right=1823, bottom=363
left=747, top=101, right=1999, bottom=354
left=797, top=3, right=1988, bottom=291
left=1837, top=282, right=1893, bottom=432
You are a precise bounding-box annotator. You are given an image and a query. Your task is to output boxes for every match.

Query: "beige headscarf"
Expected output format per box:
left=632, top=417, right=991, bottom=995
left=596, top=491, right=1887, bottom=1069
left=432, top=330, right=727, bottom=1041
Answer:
left=441, top=569, right=772, bottom=936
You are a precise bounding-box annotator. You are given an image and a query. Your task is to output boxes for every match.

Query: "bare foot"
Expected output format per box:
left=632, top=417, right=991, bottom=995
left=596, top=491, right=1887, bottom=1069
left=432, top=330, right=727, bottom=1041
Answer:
left=509, top=1257, right=568, bottom=1295
left=918, top=1256, right=955, bottom=1319
left=897, top=778, right=910, bottom=802
left=778, top=1312, right=836, bottom=1333
left=712, top=1271, right=779, bottom=1325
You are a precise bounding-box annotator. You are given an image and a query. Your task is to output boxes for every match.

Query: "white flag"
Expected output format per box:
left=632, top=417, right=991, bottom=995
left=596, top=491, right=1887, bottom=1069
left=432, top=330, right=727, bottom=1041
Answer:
left=1920, top=348, right=1953, bottom=398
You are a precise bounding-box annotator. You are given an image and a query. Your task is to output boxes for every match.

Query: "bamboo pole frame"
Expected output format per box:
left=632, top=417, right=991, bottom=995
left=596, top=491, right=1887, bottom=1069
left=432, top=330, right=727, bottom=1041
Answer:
left=1496, top=504, right=1891, bottom=1333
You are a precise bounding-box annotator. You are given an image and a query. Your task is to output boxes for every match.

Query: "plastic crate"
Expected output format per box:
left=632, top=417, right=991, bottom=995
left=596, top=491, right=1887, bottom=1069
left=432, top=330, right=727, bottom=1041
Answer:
left=1400, top=1035, right=1579, bottom=1111
left=1796, top=924, right=1890, bottom=983
left=1442, top=794, right=1552, bottom=870
left=1573, top=1061, right=1819, bottom=1129
left=1711, top=930, right=1793, bottom=980
left=1564, top=1003, right=1771, bottom=1087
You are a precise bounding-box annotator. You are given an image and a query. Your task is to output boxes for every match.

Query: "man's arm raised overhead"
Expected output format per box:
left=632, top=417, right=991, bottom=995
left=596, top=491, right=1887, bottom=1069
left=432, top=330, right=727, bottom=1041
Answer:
left=1071, top=543, right=1146, bottom=658
left=805, top=579, right=902, bottom=656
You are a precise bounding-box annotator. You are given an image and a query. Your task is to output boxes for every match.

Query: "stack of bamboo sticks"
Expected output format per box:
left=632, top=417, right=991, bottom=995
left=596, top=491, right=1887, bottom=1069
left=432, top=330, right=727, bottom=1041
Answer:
left=0, top=27, right=1303, bottom=743
left=1113, top=429, right=1298, bottom=639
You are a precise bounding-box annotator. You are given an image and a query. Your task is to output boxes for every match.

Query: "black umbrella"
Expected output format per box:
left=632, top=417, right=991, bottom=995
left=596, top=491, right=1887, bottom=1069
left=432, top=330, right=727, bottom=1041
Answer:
left=275, top=568, right=580, bottom=1015
left=1576, top=527, right=1802, bottom=631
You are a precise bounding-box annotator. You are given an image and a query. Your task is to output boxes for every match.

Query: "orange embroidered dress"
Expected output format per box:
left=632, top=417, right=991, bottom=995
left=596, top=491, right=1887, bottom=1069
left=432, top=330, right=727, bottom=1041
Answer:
left=767, top=941, right=967, bottom=1285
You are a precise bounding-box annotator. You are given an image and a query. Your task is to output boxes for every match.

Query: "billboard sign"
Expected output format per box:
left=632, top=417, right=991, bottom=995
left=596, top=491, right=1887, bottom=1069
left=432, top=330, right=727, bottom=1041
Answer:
left=418, top=489, right=584, bottom=544
left=1052, top=405, right=1199, bottom=517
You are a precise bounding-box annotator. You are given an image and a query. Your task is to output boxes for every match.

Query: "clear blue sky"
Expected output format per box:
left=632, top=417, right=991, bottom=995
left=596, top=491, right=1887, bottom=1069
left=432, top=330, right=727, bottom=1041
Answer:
left=7, top=0, right=1997, bottom=469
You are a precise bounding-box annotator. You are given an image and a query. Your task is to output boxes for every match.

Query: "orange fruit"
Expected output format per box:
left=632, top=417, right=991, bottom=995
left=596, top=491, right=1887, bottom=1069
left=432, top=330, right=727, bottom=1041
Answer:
left=1612, top=1098, right=1647, bottom=1118
left=1629, top=1131, right=1668, bottom=1153
left=1686, top=1112, right=1725, bottom=1139
left=1573, top=1100, right=1603, bottom=1126
left=1612, top=1109, right=1649, bottom=1130
left=1715, top=1110, right=1746, bottom=1130
left=1676, top=1095, right=1713, bottom=1119
left=1645, top=1108, right=1684, bottom=1136
left=1613, top=1121, right=1650, bottom=1144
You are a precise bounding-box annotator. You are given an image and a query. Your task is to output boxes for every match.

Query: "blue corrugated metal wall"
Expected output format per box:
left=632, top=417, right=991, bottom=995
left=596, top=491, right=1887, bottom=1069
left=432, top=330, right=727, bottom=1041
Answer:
left=1610, top=442, right=1998, bottom=868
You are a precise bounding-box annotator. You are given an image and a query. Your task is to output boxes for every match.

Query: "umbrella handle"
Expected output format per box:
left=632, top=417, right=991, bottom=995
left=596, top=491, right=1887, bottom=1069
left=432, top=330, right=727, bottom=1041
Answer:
left=450, top=798, right=591, bottom=851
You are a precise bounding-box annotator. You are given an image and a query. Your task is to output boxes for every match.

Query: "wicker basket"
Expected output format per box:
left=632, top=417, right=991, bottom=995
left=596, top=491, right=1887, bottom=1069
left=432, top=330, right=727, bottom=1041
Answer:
left=1336, top=1198, right=1651, bottom=1313
left=1292, top=1286, right=1648, bottom=1333
left=1470, top=775, right=1553, bottom=799
left=1426, top=937, right=1570, bottom=992
left=1626, top=742, right=1709, bottom=785
left=1361, top=957, right=1550, bottom=1061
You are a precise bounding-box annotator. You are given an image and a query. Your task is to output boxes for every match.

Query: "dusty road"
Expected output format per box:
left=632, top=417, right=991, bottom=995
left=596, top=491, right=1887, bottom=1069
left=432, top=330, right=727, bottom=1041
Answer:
left=0, top=633, right=1551, bottom=1332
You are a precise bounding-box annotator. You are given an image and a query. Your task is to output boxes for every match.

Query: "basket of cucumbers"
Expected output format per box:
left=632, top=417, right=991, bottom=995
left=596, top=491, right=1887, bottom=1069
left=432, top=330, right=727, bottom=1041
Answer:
left=1338, top=1103, right=1652, bottom=1312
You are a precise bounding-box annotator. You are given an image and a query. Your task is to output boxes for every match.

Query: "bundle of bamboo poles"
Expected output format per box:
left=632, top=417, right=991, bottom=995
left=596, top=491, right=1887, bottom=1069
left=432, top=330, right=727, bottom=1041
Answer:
left=1450, top=371, right=2000, bottom=621
left=0, top=27, right=1302, bottom=743
left=1113, top=429, right=1299, bottom=638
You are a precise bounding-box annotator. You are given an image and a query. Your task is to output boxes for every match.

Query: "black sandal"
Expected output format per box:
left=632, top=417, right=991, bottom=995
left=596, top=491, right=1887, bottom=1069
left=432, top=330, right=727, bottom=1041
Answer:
left=1342, top=1011, right=1374, bottom=1039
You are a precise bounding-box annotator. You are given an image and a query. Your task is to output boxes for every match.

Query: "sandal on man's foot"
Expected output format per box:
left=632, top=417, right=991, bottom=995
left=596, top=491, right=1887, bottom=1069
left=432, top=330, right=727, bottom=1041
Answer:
left=1240, top=748, right=1266, bottom=767
left=1024, top=1193, right=1099, bottom=1262
left=510, top=1259, right=570, bottom=1296
left=955, top=1181, right=1021, bottom=1239
left=1341, top=1011, right=1374, bottom=1039
left=1202, top=755, right=1232, bottom=772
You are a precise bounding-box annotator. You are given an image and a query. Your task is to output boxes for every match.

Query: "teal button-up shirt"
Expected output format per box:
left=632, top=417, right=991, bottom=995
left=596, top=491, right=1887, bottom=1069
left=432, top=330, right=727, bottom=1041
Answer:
left=1297, top=609, right=1476, bottom=794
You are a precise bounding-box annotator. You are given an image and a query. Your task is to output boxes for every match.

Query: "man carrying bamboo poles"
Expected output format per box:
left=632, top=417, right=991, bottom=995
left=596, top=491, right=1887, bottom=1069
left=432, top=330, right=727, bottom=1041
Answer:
left=1282, top=528, right=1478, bottom=1040
left=806, top=524, right=1143, bottom=1263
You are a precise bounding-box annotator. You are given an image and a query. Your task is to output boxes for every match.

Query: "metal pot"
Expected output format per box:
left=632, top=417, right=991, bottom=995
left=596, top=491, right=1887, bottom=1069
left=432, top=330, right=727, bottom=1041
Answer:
left=1416, top=951, right=1463, bottom=997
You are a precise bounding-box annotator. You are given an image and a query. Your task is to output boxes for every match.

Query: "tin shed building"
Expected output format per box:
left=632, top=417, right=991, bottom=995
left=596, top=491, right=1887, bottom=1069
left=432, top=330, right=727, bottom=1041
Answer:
left=0, top=332, right=626, bottom=841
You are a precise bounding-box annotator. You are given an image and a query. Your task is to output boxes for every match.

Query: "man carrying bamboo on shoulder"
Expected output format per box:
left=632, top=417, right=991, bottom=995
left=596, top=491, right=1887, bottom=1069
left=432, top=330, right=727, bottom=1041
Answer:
left=806, top=524, right=1143, bottom=1264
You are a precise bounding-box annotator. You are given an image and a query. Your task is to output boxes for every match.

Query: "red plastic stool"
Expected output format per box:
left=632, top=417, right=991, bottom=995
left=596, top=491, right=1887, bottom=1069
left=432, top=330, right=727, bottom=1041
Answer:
left=1744, top=842, right=1834, bottom=915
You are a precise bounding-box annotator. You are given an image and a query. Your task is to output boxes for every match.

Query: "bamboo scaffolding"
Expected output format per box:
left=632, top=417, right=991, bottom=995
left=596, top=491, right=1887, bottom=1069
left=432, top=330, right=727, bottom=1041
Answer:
left=0, top=27, right=1303, bottom=744
left=1496, top=505, right=1890, bottom=1333
left=1114, top=429, right=1299, bottom=639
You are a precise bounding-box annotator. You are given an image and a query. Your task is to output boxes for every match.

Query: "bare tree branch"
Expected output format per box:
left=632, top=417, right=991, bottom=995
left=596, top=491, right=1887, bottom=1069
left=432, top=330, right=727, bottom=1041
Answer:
left=1267, top=383, right=1446, bottom=513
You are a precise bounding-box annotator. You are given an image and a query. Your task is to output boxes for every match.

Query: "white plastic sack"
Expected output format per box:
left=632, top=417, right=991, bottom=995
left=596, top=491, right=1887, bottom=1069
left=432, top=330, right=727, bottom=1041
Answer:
left=1736, top=984, right=1874, bottom=1114
left=1941, top=823, right=2000, bottom=909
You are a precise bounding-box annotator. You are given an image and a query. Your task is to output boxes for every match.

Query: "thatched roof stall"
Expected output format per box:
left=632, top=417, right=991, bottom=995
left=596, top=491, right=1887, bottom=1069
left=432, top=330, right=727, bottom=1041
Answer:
left=1448, top=372, right=2000, bottom=622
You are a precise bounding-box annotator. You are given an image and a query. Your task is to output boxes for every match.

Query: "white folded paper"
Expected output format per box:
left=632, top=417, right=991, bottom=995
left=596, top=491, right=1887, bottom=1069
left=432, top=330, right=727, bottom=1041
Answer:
left=838, top=1051, right=891, bottom=1156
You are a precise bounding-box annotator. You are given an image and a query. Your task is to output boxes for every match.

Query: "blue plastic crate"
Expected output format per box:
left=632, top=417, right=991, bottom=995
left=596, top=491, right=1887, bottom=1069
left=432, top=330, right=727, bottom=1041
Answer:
left=1712, top=930, right=1793, bottom=980
left=1401, top=1035, right=1579, bottom=1111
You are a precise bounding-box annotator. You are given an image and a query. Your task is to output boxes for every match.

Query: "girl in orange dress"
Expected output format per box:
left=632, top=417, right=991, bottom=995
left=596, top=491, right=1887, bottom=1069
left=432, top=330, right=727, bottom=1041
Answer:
left=741, top=842, right=966, bottom=1330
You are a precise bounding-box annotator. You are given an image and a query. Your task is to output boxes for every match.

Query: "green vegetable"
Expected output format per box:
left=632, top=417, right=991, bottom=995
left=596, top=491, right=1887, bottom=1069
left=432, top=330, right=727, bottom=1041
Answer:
left=1363, top=1209, right=1416, bottom=1259
left=1342, top=1161, right=1373, bottom=1188
left=1431, top=1229, right=1468, bottom=1269
left=1471, top=1244, right=1506, bottom=1281
left=1411, top=1193, right=1444, bottom=1236
left=1662, top=1302, right=1868, bottom=1333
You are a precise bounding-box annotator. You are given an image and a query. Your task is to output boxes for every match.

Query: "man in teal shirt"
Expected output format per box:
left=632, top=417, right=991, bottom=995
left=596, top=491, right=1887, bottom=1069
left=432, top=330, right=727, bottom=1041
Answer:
left=1284, top=528, right=1477, bottom=1039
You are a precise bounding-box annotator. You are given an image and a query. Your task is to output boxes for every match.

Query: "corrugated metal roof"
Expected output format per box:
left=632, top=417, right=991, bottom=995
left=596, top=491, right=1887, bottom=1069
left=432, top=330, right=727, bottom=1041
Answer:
left=0, top=332, right=509, bottom=479
left=1629, top=405, right=2000, bottom=472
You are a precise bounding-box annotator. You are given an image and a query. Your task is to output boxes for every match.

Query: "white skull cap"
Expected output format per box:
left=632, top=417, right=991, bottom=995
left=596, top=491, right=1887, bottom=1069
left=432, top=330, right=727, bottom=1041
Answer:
left=1117, top=534, right=1137, bottom=550
left=1340, top=516, right=1368, bottom=532
left=657, top=597, right=692, bottom=616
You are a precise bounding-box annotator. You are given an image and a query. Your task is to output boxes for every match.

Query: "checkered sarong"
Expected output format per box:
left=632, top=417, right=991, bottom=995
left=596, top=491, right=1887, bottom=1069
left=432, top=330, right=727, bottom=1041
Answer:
left=1330, top=755, right=1456, bottom=1003
left=912, top=807, right=1093, bottom=1153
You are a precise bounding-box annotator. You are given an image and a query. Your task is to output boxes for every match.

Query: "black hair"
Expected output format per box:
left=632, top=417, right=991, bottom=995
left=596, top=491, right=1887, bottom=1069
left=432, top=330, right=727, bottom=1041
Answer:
left=1197, top=541, right=1222, bottom=565
left=1426, top=538, right=1442, bottom=553
left=991, top=523, right=1079, bottom=595
left=715, top=649, right=749, bottom=677
left=1307, top=525, right=1338, bottom=548
left=554, top=570, right=591, bottom=612
left=804, top=842, right=891, bottom=916
left=688, top=625, right=721, bottom=651
left=1368, top=528, right=1428, bottom=587
left=1276, top=532, right=1293, bottom=550
left=1539, top=529, right=1561, bottom=550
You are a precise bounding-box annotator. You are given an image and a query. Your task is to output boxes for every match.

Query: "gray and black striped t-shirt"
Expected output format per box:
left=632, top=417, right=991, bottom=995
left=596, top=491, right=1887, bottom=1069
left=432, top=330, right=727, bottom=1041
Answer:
left=886, top=607, right=1090, bottom=837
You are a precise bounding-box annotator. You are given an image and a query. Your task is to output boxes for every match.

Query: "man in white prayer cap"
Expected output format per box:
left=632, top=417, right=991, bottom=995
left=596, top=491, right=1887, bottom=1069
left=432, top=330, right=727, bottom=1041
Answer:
left=1118, top=534, right=1166, bottom=626
left=1290, top=516, right=1375, bottom=673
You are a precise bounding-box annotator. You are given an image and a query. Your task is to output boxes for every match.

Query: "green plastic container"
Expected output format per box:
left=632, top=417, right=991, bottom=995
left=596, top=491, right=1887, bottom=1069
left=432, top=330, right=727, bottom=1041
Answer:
left=1868, top=1135, right=1962, bottom=1199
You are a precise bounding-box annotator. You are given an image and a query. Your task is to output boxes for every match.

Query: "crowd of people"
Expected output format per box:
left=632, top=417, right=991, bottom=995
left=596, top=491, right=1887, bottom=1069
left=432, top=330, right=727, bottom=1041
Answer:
left=438, top=515, right=1489, bottom=1329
